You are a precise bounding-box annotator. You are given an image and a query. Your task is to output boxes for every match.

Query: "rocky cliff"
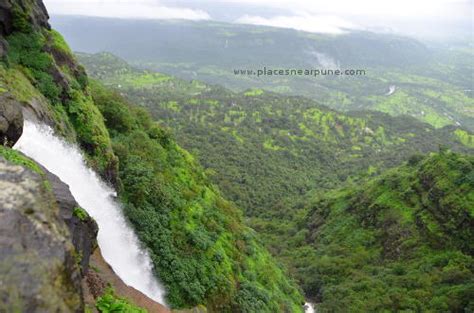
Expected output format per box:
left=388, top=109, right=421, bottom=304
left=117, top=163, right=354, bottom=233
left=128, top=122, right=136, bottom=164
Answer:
left=0, top=154, right=84, bottom=312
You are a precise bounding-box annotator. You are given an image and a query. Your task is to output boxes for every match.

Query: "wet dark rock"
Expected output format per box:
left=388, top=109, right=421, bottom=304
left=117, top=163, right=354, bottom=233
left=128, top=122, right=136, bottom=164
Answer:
left=0, top=0, right=13, bottom=36
left=0, top=93, right=23, bottom=147
left=0, top=157, right=83, bottom=312
left=0, top=0, right=50, bottom=36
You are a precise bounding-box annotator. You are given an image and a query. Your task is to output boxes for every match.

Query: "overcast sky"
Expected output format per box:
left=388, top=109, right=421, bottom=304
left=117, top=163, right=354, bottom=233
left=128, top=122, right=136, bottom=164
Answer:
left=44, top=0, right=473, bottom=39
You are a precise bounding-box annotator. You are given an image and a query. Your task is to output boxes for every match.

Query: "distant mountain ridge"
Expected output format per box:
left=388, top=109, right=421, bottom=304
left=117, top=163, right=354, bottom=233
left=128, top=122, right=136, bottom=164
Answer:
left=53, top=15, right=474, bottom=131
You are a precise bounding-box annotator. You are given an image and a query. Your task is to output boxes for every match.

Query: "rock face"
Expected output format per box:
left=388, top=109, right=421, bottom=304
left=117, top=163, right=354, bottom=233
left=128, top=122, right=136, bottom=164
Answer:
left=0, top=0, right=50, bottom=36
left=0, top=157, right=83, bottom=312
left=0, top=0, right=13, bottom=36
left=0, top=93, right=23, bottom=147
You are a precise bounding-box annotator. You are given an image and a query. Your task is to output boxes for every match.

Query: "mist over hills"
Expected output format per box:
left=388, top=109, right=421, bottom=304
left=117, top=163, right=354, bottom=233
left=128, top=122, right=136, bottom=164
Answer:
left=52, top=15, right=474, bottom=131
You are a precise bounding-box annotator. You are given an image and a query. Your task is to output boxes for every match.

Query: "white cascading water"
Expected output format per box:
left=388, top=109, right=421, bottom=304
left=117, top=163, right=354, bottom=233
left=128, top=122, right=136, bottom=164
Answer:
left=305, top=302, right=316, bottom=313
left=14, top=122, right=166, bottom=305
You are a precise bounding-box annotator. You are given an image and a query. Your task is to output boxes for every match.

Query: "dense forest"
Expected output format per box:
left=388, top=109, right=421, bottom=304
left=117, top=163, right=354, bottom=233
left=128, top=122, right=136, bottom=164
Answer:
left=79, top=52, right=473, bottom=216
left=80, top=52, right=474, bottom=311
left=260, top=151, right=474, bottom=311
left=0, top=0, right=473, bottom=312
left=0, top=2, right=303, bottom=311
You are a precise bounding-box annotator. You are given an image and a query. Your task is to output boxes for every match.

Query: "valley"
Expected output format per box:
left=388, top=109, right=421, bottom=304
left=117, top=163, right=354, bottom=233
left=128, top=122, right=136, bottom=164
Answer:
left=79, top=52, right=474, bottom=311
left=0, top=1, right=472, bottom=312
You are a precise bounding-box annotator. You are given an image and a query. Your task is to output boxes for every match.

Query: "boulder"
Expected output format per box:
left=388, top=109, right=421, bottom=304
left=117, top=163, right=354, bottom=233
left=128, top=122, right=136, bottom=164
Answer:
left=0, top=93, right=23, bottom=147
left=0, top=157, right=83, bottom=312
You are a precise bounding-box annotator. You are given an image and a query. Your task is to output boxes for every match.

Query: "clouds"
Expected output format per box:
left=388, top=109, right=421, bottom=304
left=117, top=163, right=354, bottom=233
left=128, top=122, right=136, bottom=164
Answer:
left=236, top=14, right=360, bottom=34
left=44, top=0, right=210, bottom=20
left=232, top=0, right=472, bottom=37
left=224, top=0, right=471, bottom=20
left=44, top=0, right=472, bottom=38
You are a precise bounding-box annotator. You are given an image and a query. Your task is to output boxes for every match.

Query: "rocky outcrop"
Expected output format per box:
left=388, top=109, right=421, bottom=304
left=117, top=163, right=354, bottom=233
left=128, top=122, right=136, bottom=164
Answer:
left=0, top=93, right=23, bottom=147
left=0, top=157, right=83, bottom=312
left=0, top=0, right=13, bottom=36
left=0, top=0, right=50, bottom=36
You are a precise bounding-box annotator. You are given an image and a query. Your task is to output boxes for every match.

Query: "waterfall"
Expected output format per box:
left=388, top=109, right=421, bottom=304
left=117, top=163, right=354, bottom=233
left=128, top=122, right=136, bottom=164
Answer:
left=14, top=122, right=167, bottom=305
left=305, top=302, right=316, bottom=313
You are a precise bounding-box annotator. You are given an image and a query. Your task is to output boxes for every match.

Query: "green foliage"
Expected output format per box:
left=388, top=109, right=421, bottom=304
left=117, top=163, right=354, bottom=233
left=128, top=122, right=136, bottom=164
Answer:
left=0, top=146, right=43, bottom=175
left=455, top=129, right=474, bottom=148
left=11, top=2, right=32, bottom=33
left=244, top=88, right=264, bottom=97
left=90, top=81, right=304, bottom=312
left=5, top=27, right=117, bottom=179
left=65, top=88, right=115, bottom=172
left=79, top=52, right=474, bottom=218
left=48, top=29, right=74, bottom=57
left=0, top=146, right=52, bottom=191
left=70, top=20, right=473, bottom=130
left=4, top=12, right=303, bottom=313
left=96, top=288, right=147, bottom=313
left=7, top=31, right=61, bottom=102
left=278, top=152, right=474, bottom=311
left=73, top=207, right=89, bottom=221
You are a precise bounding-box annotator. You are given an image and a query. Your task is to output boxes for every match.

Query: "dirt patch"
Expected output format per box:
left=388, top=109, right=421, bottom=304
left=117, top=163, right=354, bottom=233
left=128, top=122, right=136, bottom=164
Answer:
left=83, top=247, right=170, bottom=313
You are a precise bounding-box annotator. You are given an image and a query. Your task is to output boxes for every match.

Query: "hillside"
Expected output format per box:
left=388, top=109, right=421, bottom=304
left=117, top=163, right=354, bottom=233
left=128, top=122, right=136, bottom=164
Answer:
left=78, top=52, right=474, bottom=218
left=2, top=1, right=473, bottom=312
left=269, top=152, right=474, bottom=311
left=0, top=1, right=304, bottom=312
left=55, top=16, right=474, bottom=131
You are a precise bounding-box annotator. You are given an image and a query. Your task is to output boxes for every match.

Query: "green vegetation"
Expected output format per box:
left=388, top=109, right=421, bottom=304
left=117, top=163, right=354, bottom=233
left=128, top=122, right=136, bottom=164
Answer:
left=49, top=29, right=74, bottom=57
left=79, top=53, right=474, bottom=218
left=64, top=18, right=473, bottom=130
left=96, top=288, right=147, bottom=313
left=244, top=88, right=264, bottom=97
left=455, top=129, right=474, bottom=148
left=90, top=81, right=303, bottom=311
left=7, top=31, right=61, bottom=102
left=81, top=53, right=474, bottom=311
left=73, top=206, right=89, bottom=221
left=269, top=152, right=474, bottom=311
left=3, top=22, right=117, bottom=181
left=0, top=145, right=43, bottom=175
left=4, top=6, right=474, bottom=312
left=2, top=12, right=304, bottom=311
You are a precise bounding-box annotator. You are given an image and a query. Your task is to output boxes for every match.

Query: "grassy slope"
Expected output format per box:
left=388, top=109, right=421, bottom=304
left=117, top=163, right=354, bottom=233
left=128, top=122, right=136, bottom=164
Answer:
left=0, top=4, right=304, bottom=312
left=276, top=152, right=474, bottom=311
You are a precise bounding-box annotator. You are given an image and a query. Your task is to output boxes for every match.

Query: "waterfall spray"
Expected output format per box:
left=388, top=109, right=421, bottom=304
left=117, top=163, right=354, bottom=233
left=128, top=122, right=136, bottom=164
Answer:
left=14, top=121, right=167, bottom=304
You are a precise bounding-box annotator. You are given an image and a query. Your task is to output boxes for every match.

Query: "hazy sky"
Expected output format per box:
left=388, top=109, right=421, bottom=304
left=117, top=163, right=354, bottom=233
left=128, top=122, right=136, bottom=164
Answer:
left=44, top=0, right=473, bottom=39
